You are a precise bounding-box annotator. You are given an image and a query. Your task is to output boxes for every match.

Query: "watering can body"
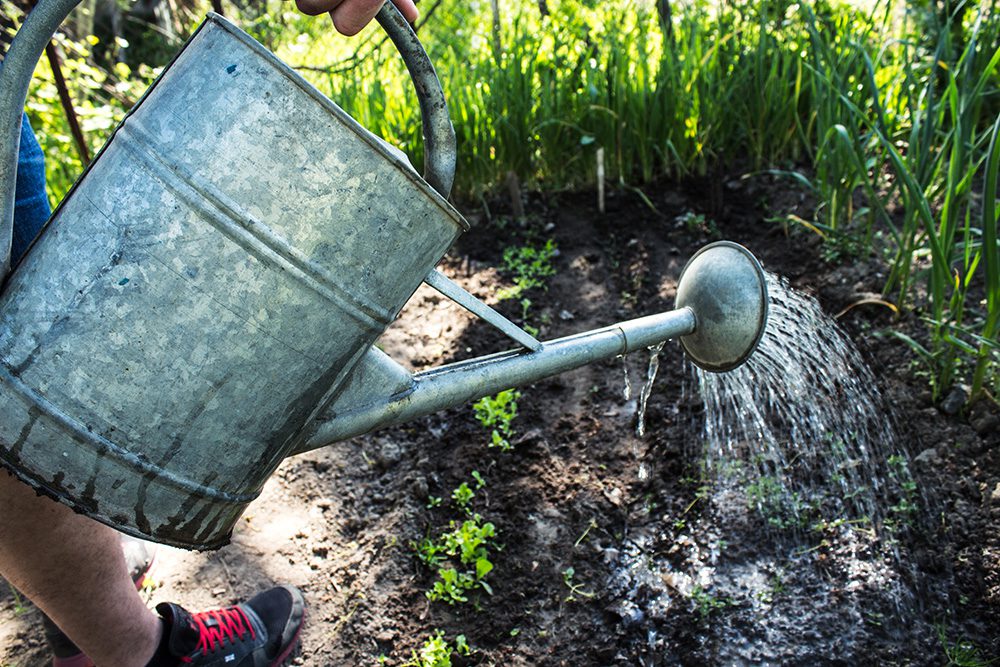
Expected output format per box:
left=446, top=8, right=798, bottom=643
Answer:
left=0, top=2, right=768, bottom=550
left=0, top=13, right=466, bottom=548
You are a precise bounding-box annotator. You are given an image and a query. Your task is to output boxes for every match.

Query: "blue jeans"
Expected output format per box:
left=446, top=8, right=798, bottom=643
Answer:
left=12, top=112, right=51, bottom=265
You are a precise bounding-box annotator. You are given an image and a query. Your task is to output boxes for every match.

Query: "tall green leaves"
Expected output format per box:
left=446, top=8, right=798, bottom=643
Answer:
left=971, top=115, right=1000, bottom=398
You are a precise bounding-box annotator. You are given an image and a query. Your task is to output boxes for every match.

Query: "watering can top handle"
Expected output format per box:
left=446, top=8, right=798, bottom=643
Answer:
left=374, top=2, right=457, bottom=199
left=0, top=0, right=457, bottom=281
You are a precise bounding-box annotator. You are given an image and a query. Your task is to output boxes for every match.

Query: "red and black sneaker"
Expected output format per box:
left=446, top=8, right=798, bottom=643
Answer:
left=155, top=585, right=305, bottom=667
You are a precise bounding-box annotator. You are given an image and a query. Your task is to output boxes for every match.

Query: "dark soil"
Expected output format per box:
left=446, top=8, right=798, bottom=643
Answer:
left=2, top=172, right=999, bottom=666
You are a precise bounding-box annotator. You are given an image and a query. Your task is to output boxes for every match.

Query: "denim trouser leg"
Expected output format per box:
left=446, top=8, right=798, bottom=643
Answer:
left=12, top=112, right=51, bottom=265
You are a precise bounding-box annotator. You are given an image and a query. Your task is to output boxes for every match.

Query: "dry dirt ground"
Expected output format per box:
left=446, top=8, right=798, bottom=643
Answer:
left=2, top=174, right=999, bottom=665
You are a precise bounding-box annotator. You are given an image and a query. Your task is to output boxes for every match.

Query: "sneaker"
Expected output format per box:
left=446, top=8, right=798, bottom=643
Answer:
left=45, top=536, right=157, bottom=667
left=155, top=585, right=305, bottom=667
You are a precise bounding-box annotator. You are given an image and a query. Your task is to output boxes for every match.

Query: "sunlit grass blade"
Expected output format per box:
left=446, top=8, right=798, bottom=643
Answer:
left=971, top=114, right=1000, bottom=398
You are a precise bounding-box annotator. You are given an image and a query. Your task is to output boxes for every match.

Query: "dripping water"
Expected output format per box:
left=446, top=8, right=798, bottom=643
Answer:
left=636, top=341, right=665, bottom=439
left=624, top=342, right=665, bottom=482
left=621, top=355, right=632, bottom=401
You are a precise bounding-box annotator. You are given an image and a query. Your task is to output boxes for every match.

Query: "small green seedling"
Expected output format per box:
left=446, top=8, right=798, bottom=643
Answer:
left=414, top=534, right=446, bottom=569
left=691, top=585, right=730, bottom=619
left=7, top=584, right=29, bottom=616
left=473, top=389, right=520, bottom=451
left=496, top=239, right=558, bottom=301
left=887, top=454, right=919, bottom=523
left=401, top=631, right=471, bottom=667
left=418, top=514, right=498, bottom=605
left=561, top=567, right=595, bottom=602
left=676, top=210, right=719, bottom=237
left=745, top=475, right=808, bottom=530
left=451, top=482, right=475, bottom=515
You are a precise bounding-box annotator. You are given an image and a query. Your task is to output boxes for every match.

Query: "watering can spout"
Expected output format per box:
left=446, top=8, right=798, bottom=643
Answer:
left=298, top=241, right=768, bottom=453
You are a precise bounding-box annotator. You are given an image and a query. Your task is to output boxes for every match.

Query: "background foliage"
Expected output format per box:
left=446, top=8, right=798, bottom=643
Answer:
left=6, top=0, right=1000, bottom=400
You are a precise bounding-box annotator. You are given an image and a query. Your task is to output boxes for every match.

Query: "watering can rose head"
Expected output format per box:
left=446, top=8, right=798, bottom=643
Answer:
left=674, top=241, right=769, bottom=373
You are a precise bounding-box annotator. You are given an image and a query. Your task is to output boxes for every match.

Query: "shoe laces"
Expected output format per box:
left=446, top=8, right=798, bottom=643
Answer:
left=186, top=606, right=257, bottom=657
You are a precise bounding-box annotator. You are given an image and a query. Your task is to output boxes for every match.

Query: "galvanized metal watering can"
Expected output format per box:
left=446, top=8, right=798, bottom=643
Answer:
left=0, top=0, right=768, bottom=549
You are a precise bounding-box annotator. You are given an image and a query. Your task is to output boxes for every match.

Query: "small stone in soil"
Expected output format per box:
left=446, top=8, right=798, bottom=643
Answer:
left=939, top=385, right=969, bottom=416
left=375, top=440, right=402, bottom=468
left=913, top=447, right=941, bottom=469
left=410, top=476, right=429, bottom=500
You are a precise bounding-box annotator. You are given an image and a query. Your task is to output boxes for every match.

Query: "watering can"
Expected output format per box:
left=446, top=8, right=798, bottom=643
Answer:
left=0, top=0, right=768, bottom=549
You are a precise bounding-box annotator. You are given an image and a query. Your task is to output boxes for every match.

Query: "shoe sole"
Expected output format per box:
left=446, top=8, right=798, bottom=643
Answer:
left=270, top=603, right=306, bottom=667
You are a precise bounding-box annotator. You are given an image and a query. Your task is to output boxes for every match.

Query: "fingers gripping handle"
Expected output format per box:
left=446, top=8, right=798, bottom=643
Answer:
left=0, top=0, right=458, bottom=283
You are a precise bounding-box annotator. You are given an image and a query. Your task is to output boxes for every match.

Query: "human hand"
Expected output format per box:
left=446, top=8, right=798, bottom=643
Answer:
left=294, top=0, right=419, bottom=37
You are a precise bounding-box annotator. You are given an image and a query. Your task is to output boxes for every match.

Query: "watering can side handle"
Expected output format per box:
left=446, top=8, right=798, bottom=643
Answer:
left=0, top=0, right=83, bottom=282
left=374, top=2, right=456, bottom=198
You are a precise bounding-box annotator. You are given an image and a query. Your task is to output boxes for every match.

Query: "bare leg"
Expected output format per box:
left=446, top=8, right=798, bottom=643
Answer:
left=0, top=471, right=161, bottom=667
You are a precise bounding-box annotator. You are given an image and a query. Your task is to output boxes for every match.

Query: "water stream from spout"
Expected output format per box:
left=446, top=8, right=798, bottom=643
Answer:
left=696, top=272, right=910, bottom=530
left=608, top=272, right=933, bottom=663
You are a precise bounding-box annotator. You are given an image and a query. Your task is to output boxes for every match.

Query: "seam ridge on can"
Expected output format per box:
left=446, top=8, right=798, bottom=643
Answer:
left=115, top=121, right=395, bottom=329
left=0, top=364, right=260, bottom=503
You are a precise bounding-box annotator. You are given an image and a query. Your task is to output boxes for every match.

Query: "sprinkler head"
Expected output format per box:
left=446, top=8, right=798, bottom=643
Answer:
left=675, top=241, right=768, bottom=373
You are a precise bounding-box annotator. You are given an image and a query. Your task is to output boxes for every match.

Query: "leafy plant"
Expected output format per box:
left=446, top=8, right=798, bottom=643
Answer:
left=497, top=239, right=558, bottom=301
left=417, top=515, right=498, bottom=605
left=938, top=625, right=998, bottom=667
left=676, top=210, right=719, bottom=237
left=414, top=534, right=446, bottom=570
left=401, top=631, right=471, bottom=667
left=451, top=482, right=475, bottom=515
left=473, top=389, right=520, bottom=451
left=6, top=584, right=29, bottom=616
left=745, top=475, right=808, bottom=530
left=886, top=454, right=919, bottom=522
left=449, top=472, right=486, bottom=515
left=690, top=585, right=731, bottom=619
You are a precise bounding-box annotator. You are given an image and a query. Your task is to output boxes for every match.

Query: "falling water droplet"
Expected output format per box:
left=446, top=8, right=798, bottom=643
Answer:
left=636, top=341, right=665, bottom=438
left=622, top=355, right=632, bottom=401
